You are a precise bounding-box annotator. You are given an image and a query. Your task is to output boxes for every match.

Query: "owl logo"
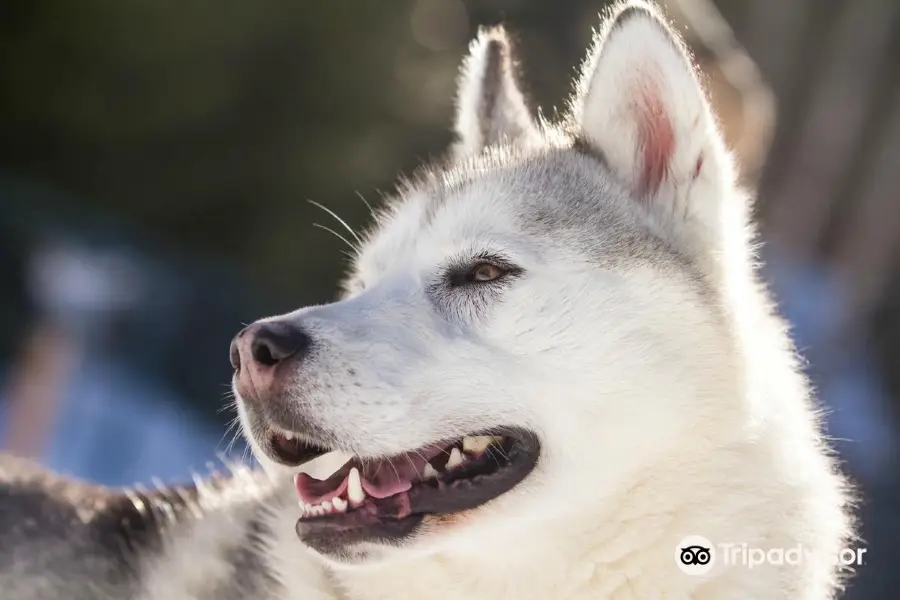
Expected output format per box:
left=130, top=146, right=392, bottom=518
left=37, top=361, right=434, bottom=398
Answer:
left=675, top=536, right=715, bottom=575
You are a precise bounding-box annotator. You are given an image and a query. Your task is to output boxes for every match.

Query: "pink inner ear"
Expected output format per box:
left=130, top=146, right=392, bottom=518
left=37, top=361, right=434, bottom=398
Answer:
left=632, top=78, right=675, bottom=196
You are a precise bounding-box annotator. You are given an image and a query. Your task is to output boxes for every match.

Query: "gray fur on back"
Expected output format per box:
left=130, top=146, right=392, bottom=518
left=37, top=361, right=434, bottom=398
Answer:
left=0, top=454, right=280, bottom=600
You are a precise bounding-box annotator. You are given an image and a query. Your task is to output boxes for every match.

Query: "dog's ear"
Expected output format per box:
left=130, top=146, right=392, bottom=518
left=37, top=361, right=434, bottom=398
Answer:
left=452, top=27, right=538, bottom=160
left=571, top=2, right=729, bottom=227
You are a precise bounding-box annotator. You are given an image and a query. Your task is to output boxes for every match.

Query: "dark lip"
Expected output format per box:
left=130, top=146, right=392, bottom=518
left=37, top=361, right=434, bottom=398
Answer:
left=270, top=437, right=329, bottom=466
left=406, top=429, right=539, bottom=514
left=294, top=428, right=541, bottom=551
left=240, top=403, right=338, bottom=466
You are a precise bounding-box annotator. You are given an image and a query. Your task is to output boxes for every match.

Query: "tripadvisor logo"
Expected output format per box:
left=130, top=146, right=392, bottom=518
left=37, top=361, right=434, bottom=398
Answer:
left=675, top=536, right=865, bottom=575
left=676, top=535, right=715, bottom=575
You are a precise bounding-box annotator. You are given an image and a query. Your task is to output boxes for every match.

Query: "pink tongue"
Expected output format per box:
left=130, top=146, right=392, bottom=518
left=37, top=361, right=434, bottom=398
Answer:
left=295, top=445, right=445, bottom=505
left=295, top=470, right=350, bottom=505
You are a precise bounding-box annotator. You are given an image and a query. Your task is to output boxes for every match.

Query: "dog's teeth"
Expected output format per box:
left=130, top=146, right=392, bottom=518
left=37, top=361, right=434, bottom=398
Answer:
left=320, top=500, right=333, bottom=512
left=348, top=467, right=366, bottom=505
left=332, top=497, right=348, bottom=512
left=283, top=431, right=295, bottom=440
left=422, top=462, right=438, bottom=480
left=447, top=447, right=464, bottom=468
left=462, top=436, right=495, bottom=455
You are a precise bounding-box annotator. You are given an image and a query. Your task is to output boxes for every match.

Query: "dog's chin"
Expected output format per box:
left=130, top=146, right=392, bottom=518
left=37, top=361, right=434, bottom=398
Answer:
left=301, top=512, right=485, bottom=568
left=296, top=513, right=428, bottom=566
left=248, top=420, right=541, bottom=561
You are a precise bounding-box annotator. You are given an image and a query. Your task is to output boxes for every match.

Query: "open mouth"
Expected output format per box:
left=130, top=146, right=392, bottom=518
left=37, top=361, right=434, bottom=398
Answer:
left=266, top=428, right=540, bottom=551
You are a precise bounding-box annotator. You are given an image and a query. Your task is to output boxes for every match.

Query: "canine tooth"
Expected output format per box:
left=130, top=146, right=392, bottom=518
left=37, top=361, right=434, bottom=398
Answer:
left=332, top=497, right=348, bottom=512
left=462, top=436, right=494, bottom=454
left=422, top=462, right=438, bottom=480
left=283, top=431, right=295, bottom=441
left=447, top=447, right=464, bottom=468
left=348, top=467, right=366, bottom=505
left=320, top=500, right=333, bottom=512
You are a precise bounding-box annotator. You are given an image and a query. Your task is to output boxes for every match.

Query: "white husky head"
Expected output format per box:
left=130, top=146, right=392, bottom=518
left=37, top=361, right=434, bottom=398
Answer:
left=233, top=1, right=753, bottom=566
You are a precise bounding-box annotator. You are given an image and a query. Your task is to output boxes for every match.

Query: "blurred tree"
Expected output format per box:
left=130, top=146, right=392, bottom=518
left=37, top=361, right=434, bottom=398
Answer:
left=0, top=0, right=458, bottom=307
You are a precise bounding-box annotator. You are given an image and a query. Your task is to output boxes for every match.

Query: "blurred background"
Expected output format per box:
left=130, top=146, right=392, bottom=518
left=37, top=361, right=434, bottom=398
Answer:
left=0, top=0, right=897, bottom=596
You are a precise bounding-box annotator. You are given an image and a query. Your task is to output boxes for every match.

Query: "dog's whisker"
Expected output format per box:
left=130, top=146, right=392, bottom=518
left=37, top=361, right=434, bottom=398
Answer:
left=312, top=222, right=358, bottom=254
left=308, top=200, right=363, bottom=247
left=355, top=191, right=376, bottom=219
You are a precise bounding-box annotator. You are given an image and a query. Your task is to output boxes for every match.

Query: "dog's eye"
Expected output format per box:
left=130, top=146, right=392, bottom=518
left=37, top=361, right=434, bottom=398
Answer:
left=445, top=257, right=520, bottom=288
left=467, top=262, right=507, bottom=283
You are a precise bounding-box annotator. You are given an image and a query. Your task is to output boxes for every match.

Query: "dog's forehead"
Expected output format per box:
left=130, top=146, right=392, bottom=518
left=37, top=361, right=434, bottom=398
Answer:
left=358, top=146, right=679, bottom=280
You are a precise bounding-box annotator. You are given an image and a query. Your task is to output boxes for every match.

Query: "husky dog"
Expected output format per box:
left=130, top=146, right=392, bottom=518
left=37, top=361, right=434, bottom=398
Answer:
left=0, top=2, right=853, bottom=599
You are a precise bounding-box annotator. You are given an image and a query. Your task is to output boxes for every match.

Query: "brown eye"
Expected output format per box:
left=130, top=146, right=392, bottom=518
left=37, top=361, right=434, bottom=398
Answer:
left=444, top=256, right=521, bottom=288
left=468, top=262, right=506, bottom=283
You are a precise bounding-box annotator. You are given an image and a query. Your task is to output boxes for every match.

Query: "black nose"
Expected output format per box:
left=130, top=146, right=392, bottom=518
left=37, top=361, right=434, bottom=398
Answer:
left=230, top=321, right=311, bottom=372
left=250, top=321, right=311, bottom=367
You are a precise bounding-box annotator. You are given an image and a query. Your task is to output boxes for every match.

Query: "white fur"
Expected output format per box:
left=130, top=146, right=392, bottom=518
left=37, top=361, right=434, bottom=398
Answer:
left=225, top=2, right=851, bottom=599
left=452, top=26, right=540, bottom=159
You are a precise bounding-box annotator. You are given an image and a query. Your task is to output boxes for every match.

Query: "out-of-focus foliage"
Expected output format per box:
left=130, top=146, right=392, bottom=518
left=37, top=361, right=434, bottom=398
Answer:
left=4, top=0, right=698, bottom=308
